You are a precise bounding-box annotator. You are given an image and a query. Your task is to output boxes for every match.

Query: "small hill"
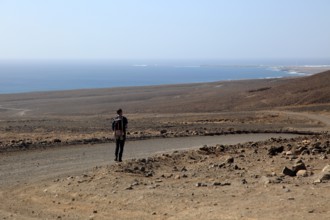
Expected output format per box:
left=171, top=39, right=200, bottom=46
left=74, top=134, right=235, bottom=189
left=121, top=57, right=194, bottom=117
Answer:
left=0, top=71, right=329, bottom=116
left=240, top=70, right=330, bottom=110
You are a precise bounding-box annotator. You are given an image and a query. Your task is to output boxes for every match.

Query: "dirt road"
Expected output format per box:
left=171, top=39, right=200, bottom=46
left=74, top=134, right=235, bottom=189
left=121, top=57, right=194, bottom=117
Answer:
left=283, top=111, right=330, bottom=128
left=0, top=133, right=300, bottom=188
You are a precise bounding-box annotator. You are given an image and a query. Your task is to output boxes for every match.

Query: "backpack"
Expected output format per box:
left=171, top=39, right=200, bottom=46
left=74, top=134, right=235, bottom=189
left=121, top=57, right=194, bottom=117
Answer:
left=113, top=117, right=124, bottom=139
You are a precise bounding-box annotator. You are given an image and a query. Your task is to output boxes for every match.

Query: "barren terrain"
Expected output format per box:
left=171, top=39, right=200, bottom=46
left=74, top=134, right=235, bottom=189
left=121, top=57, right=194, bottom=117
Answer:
left=0, top=71, right=330, bottom=219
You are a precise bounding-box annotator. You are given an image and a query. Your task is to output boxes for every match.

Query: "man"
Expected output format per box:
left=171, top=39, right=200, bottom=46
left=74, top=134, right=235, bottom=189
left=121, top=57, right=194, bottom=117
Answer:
left=112, top=109, right=128, bottom=162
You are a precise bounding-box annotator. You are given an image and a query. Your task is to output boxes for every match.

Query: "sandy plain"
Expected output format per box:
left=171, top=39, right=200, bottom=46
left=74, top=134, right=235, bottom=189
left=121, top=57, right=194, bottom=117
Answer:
left=0, top=70, right=330, bottom=219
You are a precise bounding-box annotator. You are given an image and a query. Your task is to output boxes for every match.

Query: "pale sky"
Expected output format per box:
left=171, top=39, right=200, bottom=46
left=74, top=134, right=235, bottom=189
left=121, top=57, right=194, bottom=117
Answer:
left=0, top=0, right=329, bottom=61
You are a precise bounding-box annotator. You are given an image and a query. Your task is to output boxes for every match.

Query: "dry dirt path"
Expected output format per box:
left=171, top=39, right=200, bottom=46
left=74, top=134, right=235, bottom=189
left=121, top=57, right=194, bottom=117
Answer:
left=0, top=133, right=300, bottom=189
left=274, top=111, right=330, bottom=131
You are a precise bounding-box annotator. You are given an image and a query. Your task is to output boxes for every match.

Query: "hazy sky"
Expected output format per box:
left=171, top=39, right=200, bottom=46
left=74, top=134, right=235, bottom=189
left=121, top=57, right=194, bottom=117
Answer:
left=0, top=0, right=329, bottom=60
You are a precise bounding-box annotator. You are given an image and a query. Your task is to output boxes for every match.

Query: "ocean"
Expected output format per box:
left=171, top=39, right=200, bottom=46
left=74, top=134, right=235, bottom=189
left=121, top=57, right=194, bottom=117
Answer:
left=0, top=60, right=322, bottom=94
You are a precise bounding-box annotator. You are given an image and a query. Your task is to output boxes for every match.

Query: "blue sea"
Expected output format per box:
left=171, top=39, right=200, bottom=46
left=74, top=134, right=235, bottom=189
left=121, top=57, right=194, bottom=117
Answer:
left=0, top=59, right=326, bottom=94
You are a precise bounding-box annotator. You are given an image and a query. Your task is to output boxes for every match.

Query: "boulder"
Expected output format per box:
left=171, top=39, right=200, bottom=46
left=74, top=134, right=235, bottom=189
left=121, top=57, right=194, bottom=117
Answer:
left=268, top=146, right=284, bottom=156
left=315, top=164, right=330, bottom=183
left=296, top=170, right=308, bottom=177
left=292, top=159, right=306, bottom=173
left=282, top=166, right=296, bottom=177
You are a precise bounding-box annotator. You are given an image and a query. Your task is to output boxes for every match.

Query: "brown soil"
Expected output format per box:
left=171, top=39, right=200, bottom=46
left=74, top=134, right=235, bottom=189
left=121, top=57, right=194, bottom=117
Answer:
left=1, top=135, right=329, bottom=219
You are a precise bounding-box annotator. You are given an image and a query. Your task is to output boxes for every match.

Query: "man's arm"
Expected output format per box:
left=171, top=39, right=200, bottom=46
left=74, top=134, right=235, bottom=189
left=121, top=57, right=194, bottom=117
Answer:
left=124, top=117, right=128, bottom=129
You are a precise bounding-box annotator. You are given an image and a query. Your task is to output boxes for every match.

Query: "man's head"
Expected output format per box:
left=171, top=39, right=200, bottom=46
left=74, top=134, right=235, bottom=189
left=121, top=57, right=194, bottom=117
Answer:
left=117, top=109, right=123, bottom=116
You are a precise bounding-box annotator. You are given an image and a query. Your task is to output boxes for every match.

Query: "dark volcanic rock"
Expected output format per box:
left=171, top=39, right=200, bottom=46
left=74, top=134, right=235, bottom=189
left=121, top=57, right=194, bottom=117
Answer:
left=268, top=146, right=284, bottom=156
left=282, top=166, right=296, bottom=177
left=292, top=159, right=306, bottom=173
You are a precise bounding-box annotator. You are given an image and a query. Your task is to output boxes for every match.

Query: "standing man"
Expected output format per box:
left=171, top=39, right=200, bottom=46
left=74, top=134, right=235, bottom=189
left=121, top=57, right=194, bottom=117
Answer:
left=112, top=108, right=128, bottom=162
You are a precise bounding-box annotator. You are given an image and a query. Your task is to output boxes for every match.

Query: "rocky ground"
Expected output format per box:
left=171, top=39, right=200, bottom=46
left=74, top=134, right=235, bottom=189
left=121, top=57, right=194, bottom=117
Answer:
left=1, top=134, right=329, bottom=220
left=0, top=111, right=324, bottom=152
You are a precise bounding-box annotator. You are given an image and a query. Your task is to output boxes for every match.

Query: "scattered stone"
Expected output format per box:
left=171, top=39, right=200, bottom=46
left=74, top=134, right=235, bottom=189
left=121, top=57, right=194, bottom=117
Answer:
left=314, top=164, right=330, bottom=183
left=221, top=182, right=231, bottom=186
left=125, top=186, right=133, bottom=190
left=285, top=151, right=293, bottom=156
left=212, top=182, right=222, bottom=186
left=268, top=146, right=284, bottom=156
left=172, top=167, right=179, bottom=172
left=53, top=139, right=62, bottom=143
left=283, top=188, right=291, bottom=193
left=260, top=176, right=271, bottom=185
left=218, top=163, right=226, bottom=168
left=296, top=170, right=308, bottom=177
left=282, top=166, right=296, bottom=177
left=292, top=159, right=306, bottom=173
left=130, top=181, right=139, bottom=187
left=320, top=155, right=328, bottom=160
left=226, top=156, right=234, bottom=164
left=195, top=183, right=207, bottom=187
left=274, top=177, right=284, bottom=183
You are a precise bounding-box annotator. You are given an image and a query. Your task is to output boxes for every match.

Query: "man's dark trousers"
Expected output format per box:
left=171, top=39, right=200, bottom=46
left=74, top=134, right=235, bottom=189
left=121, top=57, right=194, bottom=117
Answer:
left=115, top=138, right=125, bottom=161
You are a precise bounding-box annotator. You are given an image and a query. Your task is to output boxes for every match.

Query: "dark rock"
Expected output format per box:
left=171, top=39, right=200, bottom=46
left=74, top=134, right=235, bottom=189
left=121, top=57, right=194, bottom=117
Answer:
left=53, top=139, right=62, bottom=143
left=282, top=166, right=296, bottom=177
left=219, top=163, right=226, bottom=168
left=160, top=130, right=167, bottom=134
left=195, top=183, right=208, bottom=187
left=181, top=167, right=188, bottom=172
left=296, top=146, right=308, bottom=154
left=268, top=146, right=284, bottom=156
left=292, top=159, right=306, bottom=173
left=226, top=157, right=234, bottom=164
left=212, top=182, right=222, bottom=186
left=125, top=186, right=133, bottom=190
left=221, top=182, right=231, bottom=186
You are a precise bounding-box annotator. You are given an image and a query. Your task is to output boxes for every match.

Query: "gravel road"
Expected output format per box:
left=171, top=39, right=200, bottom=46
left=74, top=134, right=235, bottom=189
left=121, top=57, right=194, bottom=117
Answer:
left=0, top=133, right=301, bottom=188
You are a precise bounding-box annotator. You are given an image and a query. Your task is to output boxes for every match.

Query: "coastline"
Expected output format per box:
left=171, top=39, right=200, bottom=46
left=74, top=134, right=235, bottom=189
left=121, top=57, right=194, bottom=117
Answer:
left=0, top=64, right=329, bottom=95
